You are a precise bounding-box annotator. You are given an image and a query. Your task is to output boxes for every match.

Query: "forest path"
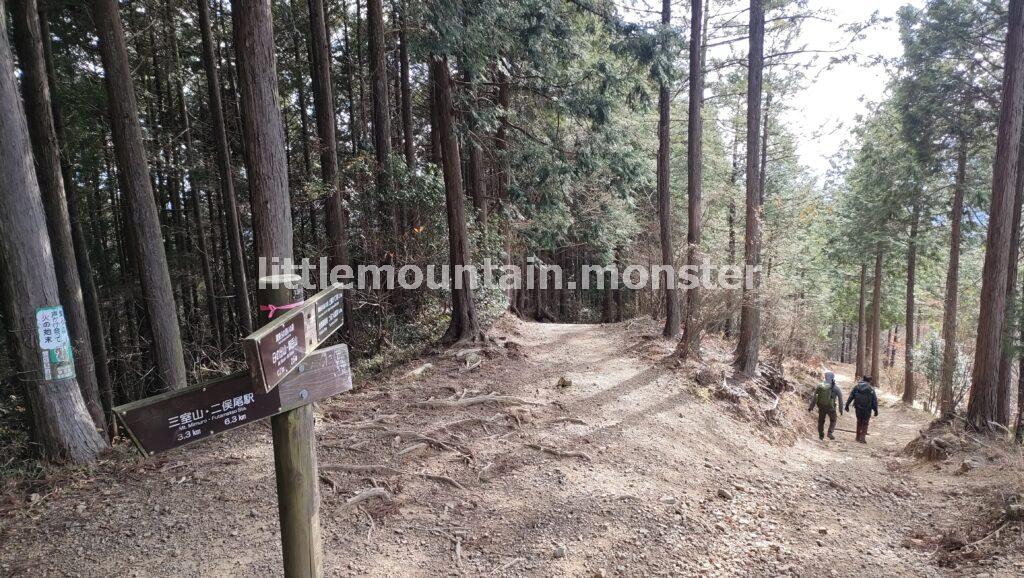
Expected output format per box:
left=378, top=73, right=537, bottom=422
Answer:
left=1, top=319, right=1019, bottom=577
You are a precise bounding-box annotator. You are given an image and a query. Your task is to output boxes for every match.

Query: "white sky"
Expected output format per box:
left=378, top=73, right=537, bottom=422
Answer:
left=618, top=0, right=922, bottom=178
left=786, top=0, right=923, bottom=178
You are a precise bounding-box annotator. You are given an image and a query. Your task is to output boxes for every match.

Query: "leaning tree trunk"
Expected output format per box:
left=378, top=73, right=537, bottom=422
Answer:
left=10, top=0, right=107, bottom=432
left=996, top=130, right=1024, bottom=426
left=308, top=0, right=353, bottom=335
left=432, top=55, right=484, bottom=344
left=903, top=199, right=920, bottom=404
left=734, top=0, right=765, bottom=376
left=657, top=0, right=680, bottom=338
left=677, top=0, right=705, bottom=360
left=0, top=5, right=108, bottom=462
left=91, top=0, right=186, bottom=390
left=870, top=246, right=884, bottom=383
left=968, top=0, right=1024, bottom=432
left=939, top=140, right=967, bottom=417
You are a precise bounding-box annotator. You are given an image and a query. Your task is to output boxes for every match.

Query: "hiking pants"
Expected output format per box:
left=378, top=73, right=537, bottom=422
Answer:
left=817, top=407, right=837, bottom=439
left=855, top=408, right=872, bottom=442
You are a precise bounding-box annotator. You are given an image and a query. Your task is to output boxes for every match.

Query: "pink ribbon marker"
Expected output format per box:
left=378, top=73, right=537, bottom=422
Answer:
left=259, top=301, right=304, bottom=319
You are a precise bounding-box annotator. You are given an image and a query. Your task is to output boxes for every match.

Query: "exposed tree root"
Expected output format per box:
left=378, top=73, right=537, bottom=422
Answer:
left=547, top=417, right=588, bottom=426
left=526, top=443, right=592, bottom=461
left=414, top=393, right=543, bottom=409
left=323, top=464, right=402, bottom=476
left=323, top=463, right=466, bottom=490
left=419, top=471, right=465, bottom=490
left=396, top=442, right=429, bottom=457
left=341, top=487, right=391, bottom=510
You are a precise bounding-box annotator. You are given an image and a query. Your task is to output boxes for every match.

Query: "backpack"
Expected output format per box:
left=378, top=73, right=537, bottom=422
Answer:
left=852, top=384, right=875, bottom=410
left=815, top=383, right=834, bottom=410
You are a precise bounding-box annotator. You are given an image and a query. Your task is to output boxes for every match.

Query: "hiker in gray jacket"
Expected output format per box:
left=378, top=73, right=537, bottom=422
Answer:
left=808, top=371, right=844, bottom=440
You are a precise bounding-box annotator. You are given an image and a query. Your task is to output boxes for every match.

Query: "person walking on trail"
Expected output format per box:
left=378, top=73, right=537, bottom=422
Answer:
left=808, top=371, right=843, bottom=440
left=845, top=375, right=879, bottom=443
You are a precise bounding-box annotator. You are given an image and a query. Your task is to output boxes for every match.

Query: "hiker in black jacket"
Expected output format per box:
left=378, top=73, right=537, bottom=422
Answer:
left=845, top=375, right=879, bottom=443
left=808, top=371, right=843, bottom=440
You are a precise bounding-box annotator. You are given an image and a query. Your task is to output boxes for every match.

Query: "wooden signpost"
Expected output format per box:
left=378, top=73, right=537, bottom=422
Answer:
left=115, top=344, right=351, bottom=455
left=114, top=280, right=347, bottom=577
left=115, top=283, right=350, bottom=455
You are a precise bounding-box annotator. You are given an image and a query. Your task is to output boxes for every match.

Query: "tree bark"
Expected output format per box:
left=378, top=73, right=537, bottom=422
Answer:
left=0, top=4, right=108, bottom=462
left=11, top=0, right=108, bottom=432
left=38, top=13, right=114, bottom=433
left=232, top=1, right=322, bottom=574
left=903, top=198, right=920, bottom=404
left=367, top=0, right=393, bottom=221
left=432, top=55, right=484, bottom=344
left=734, top=0, right=765, bottom=375
left=996, top=131, right=1024, bottom=426
left=939, top=141, right=967, bottom=417
left=968, top=0, right=1024, bottom=432
left=855, top=263, right=867, bottom=377
left=465, top=79, right=488, bottom=225
left=166, top=0, right=220, bottom=347
left=308, top=0, right=353, bottom=335
left=1016, top=348, right=1024, bottom=443
left=197, top=0, right=253, bottom=337
left=657, top=0, right=680, bottom=338
left=397, top=0, right=415, bottom=169
left=91, top=0, right=187, bottom=390
left=677, top=0, right=704, bottom=359
left=870, top=246, right=884, bottom=383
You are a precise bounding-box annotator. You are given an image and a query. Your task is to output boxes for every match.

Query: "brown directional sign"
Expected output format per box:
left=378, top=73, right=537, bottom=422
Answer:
left=242, top=283, right=346, bottom=394
left=115, top=344, right=352, bottom=455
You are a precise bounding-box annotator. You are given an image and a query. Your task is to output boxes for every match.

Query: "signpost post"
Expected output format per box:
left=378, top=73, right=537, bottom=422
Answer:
left=259, top=275, right=323, bottom=578
left=114, top=278, right=350, bottom=577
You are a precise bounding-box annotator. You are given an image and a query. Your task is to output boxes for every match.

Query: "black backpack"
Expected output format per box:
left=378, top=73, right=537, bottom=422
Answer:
left=852, top=384, right=874, bottom=410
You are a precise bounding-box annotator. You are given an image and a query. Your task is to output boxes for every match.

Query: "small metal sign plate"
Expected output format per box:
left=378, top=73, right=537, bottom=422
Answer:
left=242, top=284, right=346, bottom=393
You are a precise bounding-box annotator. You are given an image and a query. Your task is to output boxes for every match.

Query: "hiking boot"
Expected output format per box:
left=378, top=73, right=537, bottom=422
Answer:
left=828, top=434, right=835, bottom=440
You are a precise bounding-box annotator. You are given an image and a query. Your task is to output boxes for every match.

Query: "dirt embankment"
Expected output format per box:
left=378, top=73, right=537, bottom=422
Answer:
left=1, top=318, right=1021, bottom=577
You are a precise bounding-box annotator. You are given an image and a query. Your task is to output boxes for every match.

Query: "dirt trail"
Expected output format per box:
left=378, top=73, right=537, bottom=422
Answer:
left=1, top=320, right=1021, bottom=577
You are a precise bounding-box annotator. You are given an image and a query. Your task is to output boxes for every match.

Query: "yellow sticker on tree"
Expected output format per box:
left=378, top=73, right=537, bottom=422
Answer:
left=36, top=306, right=75, bottom=380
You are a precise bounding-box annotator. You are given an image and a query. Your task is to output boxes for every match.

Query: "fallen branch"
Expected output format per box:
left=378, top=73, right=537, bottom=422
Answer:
left=526, top=443, right=592, bottom=461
